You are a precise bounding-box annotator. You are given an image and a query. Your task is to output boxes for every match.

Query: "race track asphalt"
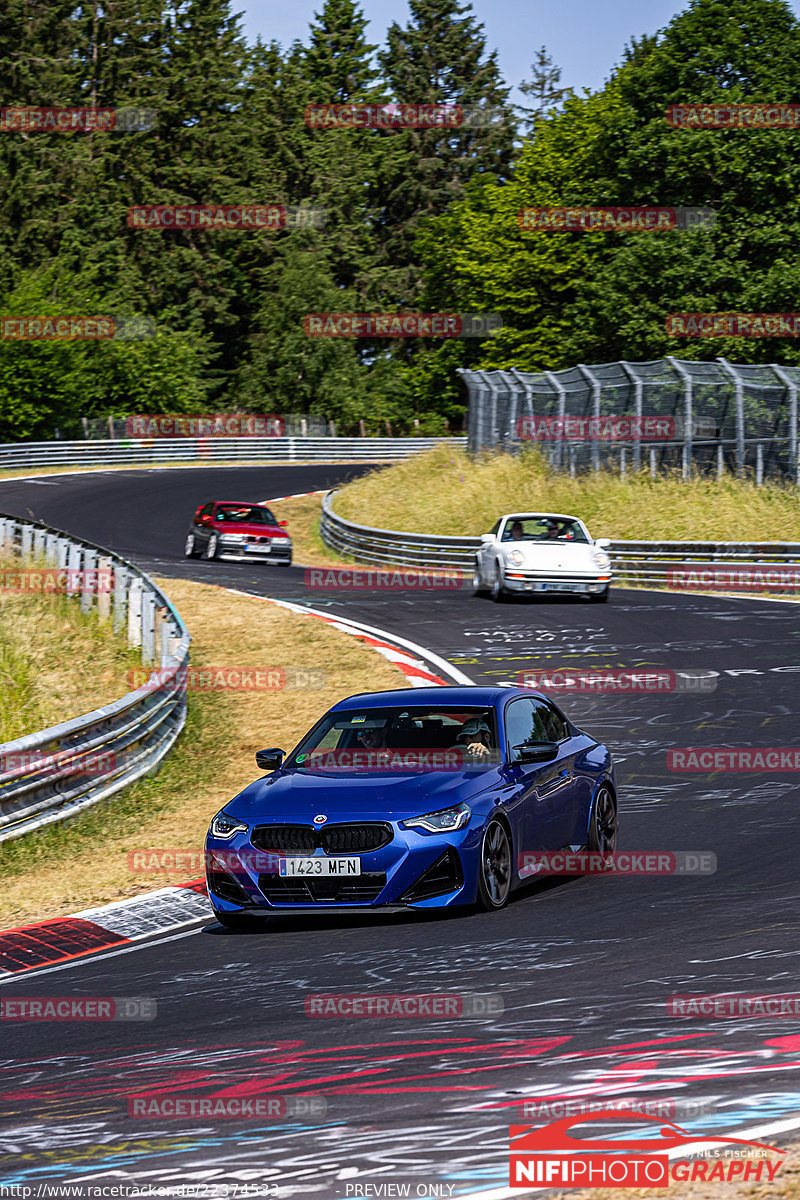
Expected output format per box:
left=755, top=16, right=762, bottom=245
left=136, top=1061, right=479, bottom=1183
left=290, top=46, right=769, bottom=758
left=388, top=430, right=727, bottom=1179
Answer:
left=2, top=465, right=800, bottom=1196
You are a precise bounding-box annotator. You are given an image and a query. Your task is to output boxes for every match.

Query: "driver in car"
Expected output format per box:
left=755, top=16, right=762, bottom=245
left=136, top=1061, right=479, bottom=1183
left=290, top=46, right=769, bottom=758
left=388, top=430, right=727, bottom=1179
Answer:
left=452, top=717, right=493, bottom=760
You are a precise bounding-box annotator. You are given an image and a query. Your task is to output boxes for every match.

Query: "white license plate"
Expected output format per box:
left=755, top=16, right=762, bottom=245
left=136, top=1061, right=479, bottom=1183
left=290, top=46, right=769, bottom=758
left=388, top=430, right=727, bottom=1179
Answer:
left=245, top=543, right=269, bottom=552
left=535, top=582, right=585, bottom=593
left=278, top=857, right=361, bottom=876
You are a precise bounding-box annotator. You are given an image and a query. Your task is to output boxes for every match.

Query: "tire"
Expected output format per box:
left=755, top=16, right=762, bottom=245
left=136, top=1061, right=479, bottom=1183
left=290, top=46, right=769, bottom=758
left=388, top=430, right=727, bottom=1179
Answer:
left=477, top=818, right=512, bottom=910
left=184, top=533, right=197, bottom=558
left=490, top=565, right=507, bottom=603
left=204, top=532, right=219, bottom=560
left=589, top=587, right=610, bottom=604
left=587, top=785, right=618, bottom=856
left=472, top=560, right=487, bottom=596
left=213, top=908, right=250, bottom=930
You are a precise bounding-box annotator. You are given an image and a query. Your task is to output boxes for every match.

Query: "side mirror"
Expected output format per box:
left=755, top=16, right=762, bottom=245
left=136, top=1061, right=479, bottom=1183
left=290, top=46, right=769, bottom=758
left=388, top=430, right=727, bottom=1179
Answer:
left=255, top=747, right=285, bottom=772
left=200, top=514, right=213, bottom=526
left=278, top=521, right=288, bottom=528
left=480, top=533, right=494, bottom=544
left=595, top=537, right=611, bottom=548
left=514, top=741, right=559, bottom=764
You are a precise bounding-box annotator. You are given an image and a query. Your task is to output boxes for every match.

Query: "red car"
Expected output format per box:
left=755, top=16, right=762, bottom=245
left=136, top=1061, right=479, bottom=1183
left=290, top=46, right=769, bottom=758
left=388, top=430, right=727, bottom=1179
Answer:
left=185, top=500, right=292, bottom=565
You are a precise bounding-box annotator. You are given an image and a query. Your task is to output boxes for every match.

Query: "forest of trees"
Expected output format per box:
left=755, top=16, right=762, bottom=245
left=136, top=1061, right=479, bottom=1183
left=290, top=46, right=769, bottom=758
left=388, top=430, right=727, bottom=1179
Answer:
left=3, top=0, right=800, bottom=441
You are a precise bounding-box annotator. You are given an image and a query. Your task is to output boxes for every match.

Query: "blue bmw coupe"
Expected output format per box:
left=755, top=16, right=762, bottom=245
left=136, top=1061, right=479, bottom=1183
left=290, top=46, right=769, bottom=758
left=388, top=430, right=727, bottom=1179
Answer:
left=205, top=685, right=617, bottom=926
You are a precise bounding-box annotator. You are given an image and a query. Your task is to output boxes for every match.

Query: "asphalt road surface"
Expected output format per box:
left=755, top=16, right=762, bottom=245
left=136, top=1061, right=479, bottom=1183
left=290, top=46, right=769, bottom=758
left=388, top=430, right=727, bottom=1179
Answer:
left=2, top=466, right=800, bottom=1197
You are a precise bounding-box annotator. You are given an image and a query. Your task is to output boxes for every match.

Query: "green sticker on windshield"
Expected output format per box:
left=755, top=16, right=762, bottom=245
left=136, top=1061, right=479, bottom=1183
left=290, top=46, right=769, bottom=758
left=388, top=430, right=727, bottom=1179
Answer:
left=296, top=752, right=308, bottom=762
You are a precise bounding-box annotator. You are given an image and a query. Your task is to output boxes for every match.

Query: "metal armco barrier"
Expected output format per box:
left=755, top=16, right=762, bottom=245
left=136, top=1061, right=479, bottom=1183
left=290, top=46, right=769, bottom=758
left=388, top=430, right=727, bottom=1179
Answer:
left=0, top=436, right=465, bottom=471
left=320, top=491, right=800, bottom=584
left=0, top=515, right=190, bottom=841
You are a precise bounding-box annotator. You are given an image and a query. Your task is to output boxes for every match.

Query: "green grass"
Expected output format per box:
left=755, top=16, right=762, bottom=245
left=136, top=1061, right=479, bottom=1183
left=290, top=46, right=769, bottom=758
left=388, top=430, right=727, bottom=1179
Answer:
left=331, top=444, right=800, bottom=540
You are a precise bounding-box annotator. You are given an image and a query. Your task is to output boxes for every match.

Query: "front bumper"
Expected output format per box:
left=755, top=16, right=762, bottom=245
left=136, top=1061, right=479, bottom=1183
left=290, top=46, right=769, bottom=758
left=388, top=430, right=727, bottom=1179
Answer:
left=503, top=571, right=611, bottom=594
left=205, top=823, right=477, bottom=913
left=216, top=535, right=292, bottom=562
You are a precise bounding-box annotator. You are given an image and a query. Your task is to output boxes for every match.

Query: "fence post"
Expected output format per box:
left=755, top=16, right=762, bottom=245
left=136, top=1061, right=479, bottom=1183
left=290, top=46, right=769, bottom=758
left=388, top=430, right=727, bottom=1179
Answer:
left=569, top=446, right=576, bottom=477
left=666, top=357, right=692, bottom=480
left=113, top=564, right=128, bottom=634
left=717, top=443, right=724, bottom=480
left=141, top=589, right=156, bottom=664
left=620, top=361, right=644, bottom=471
left=97, top=555, right=112, bottom=620
left=128, top=577, right=143, bottom=648
left=20, top=525, right=33, bottom=557
left=81, top=548, right=97, bottom=614
left=543, top=370, right=567, bottom=469
left=578, top=364, right=602, bottom=471
left=66, top=542, right=81, bottom=595
left=756, top=442, right=764, bottom=486
left=717, top=358, right=746, bottom=476
left=620, top=447, right=626, bottom=479
left=770, top=364, right=798, bottom=486
left=650, top=447, right=657, bottom=479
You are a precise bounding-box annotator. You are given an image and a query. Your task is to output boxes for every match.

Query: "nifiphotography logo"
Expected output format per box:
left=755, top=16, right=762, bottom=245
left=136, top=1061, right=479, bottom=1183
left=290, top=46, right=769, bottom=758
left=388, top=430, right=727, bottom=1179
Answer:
left=509, top=1111, right=785, bottom=1188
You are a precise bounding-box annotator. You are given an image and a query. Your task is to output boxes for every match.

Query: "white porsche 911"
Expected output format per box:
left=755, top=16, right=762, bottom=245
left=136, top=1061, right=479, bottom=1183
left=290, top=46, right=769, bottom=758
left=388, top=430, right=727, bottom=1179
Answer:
left=472, top=512, right=613, bottom=602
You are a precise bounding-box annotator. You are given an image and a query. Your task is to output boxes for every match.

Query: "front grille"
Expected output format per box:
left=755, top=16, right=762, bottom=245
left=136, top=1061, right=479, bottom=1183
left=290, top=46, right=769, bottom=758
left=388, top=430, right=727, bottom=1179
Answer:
left=402, top=849, right=464, bottom=902
left=257, top=872, right=387, bottom=904
left=252, top=825, right=317, bottom=854
left=322, top=824, right=393, bottom=853
left=252, top=823, right=393, bottom=855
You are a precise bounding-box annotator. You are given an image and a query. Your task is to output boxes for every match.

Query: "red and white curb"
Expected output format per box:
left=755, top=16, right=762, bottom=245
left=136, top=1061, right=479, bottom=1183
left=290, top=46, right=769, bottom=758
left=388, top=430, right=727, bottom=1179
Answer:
left=0, top=881, right=209, bottom=978
left=230, top=592, right=474, bottom=689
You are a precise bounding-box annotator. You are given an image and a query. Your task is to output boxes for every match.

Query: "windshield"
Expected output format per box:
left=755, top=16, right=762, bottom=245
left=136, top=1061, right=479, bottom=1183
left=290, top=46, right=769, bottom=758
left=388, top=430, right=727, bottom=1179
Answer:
left=286, top=706, right=500, bottom=772
left=501, top=517, right=588, bottom=543
left=214, top=505, right=278, bottom=525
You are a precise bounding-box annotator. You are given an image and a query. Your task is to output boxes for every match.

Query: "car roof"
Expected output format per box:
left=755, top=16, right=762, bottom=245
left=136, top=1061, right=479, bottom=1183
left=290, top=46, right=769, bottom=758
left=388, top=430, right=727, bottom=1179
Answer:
left=499, top=512, right=583, bottom=523
left=330, top=685, right=548, bottom=710
left=211, top=500, right=271, bottom=506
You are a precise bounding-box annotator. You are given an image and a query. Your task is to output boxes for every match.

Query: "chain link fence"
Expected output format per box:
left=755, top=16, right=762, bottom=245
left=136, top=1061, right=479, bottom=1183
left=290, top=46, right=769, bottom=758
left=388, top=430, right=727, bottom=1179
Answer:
left=458, top=358, right=800, bottom=483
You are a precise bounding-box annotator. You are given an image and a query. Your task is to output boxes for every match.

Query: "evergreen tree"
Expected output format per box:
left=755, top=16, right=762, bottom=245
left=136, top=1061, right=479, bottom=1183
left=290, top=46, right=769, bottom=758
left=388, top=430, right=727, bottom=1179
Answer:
left=518, top=46, right=571, bottom=136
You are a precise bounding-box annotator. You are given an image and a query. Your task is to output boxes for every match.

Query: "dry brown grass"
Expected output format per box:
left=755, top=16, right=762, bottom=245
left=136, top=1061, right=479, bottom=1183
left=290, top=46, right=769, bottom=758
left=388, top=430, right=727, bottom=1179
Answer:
left=265, top=493, right=356, bottom=568
left=0, top=568, right=139, bottom=741
left=332, top=445, right=800, bottom=541
left=0, top=576, right=406, bottom=927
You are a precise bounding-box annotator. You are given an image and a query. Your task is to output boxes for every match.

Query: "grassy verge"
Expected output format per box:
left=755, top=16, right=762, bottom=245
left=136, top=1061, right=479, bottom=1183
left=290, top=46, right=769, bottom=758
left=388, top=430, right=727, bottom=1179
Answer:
left=0, top=576, right=406, bottom=928
left=331, top=445, right=800, bottom=541
left=266, top=493, right=358, bottom=569
left=0, top=568, right=140, bottom=741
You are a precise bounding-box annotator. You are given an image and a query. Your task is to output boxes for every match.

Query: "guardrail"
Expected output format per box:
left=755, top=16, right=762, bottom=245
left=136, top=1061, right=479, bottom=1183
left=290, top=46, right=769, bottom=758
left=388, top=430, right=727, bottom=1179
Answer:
left=0, top=515, right=190, bottom=842
left=320, top=492, right=800, bottom=585
left=0, top=436, right=466, bottom=471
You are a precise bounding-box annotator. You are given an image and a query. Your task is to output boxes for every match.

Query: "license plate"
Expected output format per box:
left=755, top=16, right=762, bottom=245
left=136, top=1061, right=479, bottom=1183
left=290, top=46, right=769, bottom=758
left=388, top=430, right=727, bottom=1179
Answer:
left=278, top=857, right=361, bottom=876
left=245, top=543, right=268, bottom=552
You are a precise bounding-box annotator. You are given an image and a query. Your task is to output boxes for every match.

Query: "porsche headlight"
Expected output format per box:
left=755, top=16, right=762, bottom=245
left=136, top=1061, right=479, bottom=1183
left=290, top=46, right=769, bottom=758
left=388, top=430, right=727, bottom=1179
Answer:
left=592, top=549, right=611, bottom=569
left=401, top=803, right=471, bottom=833
left=210, top=811, right=248, bottom=839
left=509, top=550, right=524, bottom=566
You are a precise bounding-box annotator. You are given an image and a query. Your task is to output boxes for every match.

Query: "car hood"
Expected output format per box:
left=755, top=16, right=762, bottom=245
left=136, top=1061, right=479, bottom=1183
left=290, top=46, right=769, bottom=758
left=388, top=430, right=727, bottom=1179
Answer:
left=220, top=767, right=499, bottom=824
left=213, top=521, right=288, bottom=535
left=504, top=542, right=597, bottom=569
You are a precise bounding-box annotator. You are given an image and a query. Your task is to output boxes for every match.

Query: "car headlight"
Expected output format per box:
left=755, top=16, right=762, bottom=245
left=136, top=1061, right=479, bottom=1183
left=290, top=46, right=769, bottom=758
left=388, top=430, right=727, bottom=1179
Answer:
left=210, top=811, right=248, bottom=839
left=401, top=803, right=471, bottom=833
left=592, top=550, right=611, bottom=569
left=509, top=550, right=524, bottom=566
